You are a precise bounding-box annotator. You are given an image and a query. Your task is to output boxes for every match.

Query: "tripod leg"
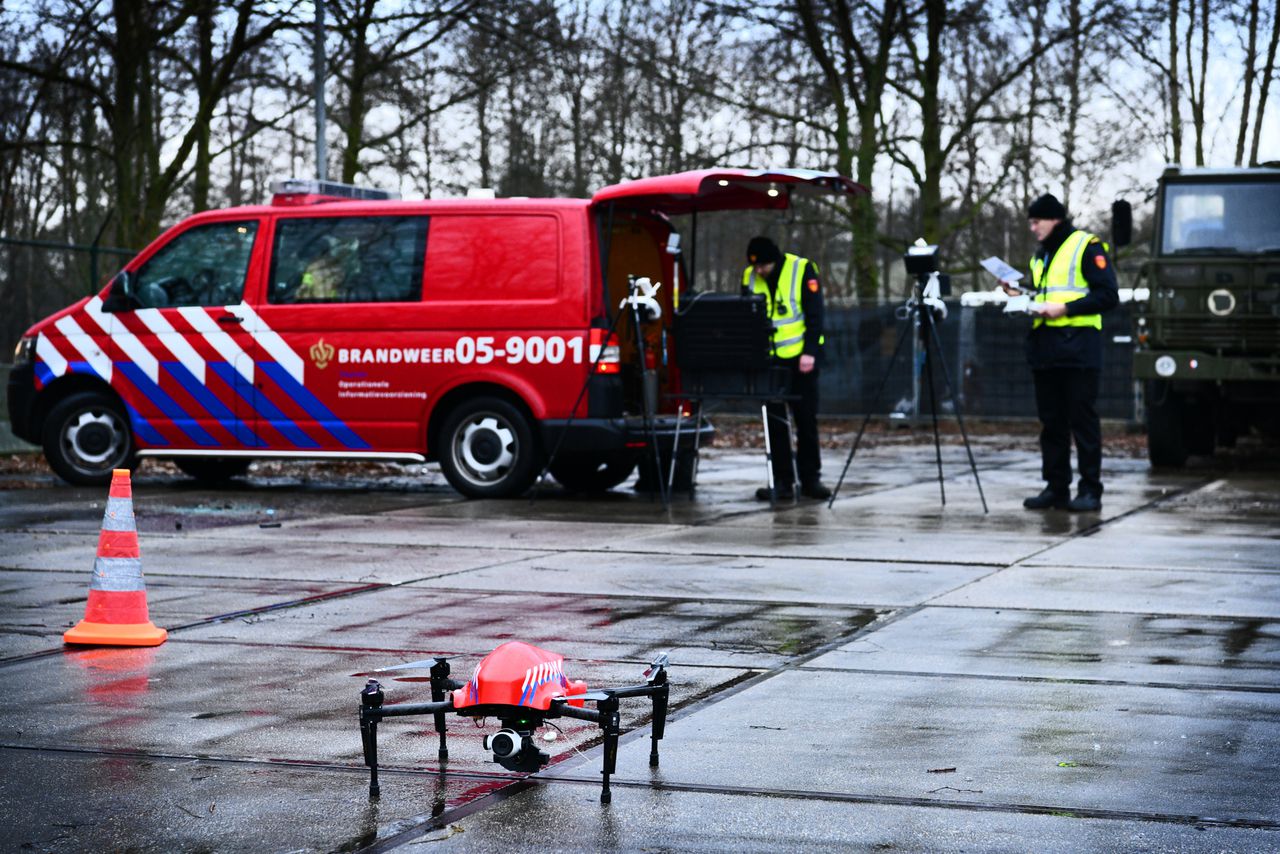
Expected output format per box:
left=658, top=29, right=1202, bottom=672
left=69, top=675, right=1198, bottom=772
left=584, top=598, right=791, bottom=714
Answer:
left=632, top=301, right=669, bottom=512
left=761, top=404, right=774, bottom=507
left=829, top=315, right=914, bottom=507
left=787, top=407, right=800, bottom=503
left=926, top=317, right=988, bottom=513
left=921, top=316, right=946, bottom=506
left=689, top=399, right=704, bottom=494
left=668, top=405, right=683, bottom=496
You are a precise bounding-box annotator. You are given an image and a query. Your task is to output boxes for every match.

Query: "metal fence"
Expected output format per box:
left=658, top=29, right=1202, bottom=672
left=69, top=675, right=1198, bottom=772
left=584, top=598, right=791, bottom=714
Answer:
left=818, top=303, right=1138, bottom=420
left=0, top=305, right=1138, bottom=457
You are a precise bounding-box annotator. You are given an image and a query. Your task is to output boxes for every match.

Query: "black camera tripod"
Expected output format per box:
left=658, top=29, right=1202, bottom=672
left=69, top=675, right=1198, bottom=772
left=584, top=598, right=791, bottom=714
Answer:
left=828, top=274, right=988, bottom=512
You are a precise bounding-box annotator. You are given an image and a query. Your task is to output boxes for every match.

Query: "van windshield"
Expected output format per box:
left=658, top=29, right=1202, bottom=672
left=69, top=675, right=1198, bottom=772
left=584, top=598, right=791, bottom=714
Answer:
left=1160, top=180, right=1280, bottom=254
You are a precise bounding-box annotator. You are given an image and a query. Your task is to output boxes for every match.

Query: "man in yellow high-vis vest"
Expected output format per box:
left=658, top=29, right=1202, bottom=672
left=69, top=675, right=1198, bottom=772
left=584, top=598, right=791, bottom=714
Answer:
left=743, top=236, right=829, bottom=501
left=1004, top=194, right=1118, bottom=512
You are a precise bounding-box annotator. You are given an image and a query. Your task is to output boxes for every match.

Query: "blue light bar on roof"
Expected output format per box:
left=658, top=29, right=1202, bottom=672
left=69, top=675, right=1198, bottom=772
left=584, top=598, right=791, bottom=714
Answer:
left=270, top=178, right=400, bottom=201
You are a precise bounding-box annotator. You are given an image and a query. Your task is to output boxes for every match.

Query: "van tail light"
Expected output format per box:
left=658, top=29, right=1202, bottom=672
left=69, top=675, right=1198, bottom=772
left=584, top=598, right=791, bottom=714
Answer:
left=589, top=328, right=621, bottom=374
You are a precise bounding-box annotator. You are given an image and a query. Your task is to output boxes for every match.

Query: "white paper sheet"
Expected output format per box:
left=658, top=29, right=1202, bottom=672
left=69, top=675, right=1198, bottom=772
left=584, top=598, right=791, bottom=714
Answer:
left=980, top=256, right=1023, bottom=284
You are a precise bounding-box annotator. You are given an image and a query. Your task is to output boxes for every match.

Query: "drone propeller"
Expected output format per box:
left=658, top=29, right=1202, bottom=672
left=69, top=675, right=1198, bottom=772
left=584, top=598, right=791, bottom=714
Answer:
left=369, top=655, right=451, bottom=674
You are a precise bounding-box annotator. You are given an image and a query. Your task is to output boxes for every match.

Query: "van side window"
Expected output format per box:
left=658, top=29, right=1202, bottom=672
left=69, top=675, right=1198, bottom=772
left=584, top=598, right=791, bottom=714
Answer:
left=269, top=215, right=428, bottom=304
left=425, top=215, right=559, bottom=300
left=134, top=221, right=258, bottom=308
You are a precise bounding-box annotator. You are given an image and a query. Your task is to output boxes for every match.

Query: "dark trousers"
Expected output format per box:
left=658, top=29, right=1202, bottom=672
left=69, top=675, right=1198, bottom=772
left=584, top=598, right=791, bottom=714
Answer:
left=766, top=361, right=821, bottom=487
left=1033, top=367, right=1102, bottom=497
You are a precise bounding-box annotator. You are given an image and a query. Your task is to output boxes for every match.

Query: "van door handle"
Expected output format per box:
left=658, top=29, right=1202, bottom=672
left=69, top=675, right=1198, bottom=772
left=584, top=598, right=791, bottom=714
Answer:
left=217, top=314, right=244, bottom=324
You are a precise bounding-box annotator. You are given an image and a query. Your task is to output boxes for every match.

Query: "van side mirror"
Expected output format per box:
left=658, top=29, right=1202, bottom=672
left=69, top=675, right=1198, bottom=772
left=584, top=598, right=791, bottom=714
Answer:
left=102, top=270, right=138, bottom=312
left=1111, top=200, right=1132, bottom=248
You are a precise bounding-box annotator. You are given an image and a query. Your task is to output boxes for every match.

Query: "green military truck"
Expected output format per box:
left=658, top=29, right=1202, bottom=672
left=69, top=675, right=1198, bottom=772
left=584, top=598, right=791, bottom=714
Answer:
left=1127, top=165, right=1280, bottom=467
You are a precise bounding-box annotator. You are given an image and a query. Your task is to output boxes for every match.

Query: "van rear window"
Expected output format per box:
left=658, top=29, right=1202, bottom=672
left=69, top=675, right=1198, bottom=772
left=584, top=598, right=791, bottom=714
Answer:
left=269, top=215, right=428, bottom=304
left=425, top=215, right=559, bottom=300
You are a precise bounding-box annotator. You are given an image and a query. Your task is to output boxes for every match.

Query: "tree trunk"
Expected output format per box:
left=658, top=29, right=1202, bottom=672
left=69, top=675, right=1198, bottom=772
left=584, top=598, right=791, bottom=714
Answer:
left=1235, top=0, right=1260, bottom=166
left=1250, top=2, right=1279, bottom=166
left=193, top=0, right=214, bottom=211
left=1168, top=0, right=1183, bottom=164
left=918, top=0, right=945, bottom=243
left=1062, top=0, right=1082, bottom=213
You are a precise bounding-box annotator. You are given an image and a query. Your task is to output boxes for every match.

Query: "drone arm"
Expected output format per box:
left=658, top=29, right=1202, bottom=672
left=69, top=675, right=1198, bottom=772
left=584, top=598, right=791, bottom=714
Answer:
left=373, top=699, right=454, bottom=718
left=549, top=700, right=601, bottom=724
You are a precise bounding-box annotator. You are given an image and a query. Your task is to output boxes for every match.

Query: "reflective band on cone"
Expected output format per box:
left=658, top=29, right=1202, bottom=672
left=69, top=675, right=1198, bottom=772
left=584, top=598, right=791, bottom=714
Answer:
left=64, top=469, right=167, bottom=647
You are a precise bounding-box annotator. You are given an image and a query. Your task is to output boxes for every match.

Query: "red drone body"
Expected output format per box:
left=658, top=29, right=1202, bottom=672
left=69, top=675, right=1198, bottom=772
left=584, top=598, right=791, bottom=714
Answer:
left=452, top=641, right=588, bottom=711
left=357, top=643, right=670, bottom=803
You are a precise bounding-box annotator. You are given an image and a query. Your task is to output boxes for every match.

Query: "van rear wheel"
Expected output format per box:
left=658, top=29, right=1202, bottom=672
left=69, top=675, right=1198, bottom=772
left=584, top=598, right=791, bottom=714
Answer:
left=550, top=452, right=639, bottom=492
left=42, top=390, right=137, bottom=486
left=438, top=396, right=538, bottom=498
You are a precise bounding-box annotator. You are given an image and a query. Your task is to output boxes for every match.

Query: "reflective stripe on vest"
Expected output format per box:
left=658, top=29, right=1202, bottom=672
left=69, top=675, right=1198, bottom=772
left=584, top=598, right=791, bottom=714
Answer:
left=742, top=253, right=809, bottom=358
left=1028, top=230, right=1102, bottom=330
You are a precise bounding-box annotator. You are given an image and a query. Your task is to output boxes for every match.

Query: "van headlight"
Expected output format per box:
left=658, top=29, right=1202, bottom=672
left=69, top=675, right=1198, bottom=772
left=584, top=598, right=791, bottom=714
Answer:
left=13, top=336, right=35, bottom=368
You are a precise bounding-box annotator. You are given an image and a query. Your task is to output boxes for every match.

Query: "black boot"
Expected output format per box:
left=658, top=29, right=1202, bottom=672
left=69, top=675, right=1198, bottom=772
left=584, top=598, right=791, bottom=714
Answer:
left=755, top=484, right=795, bottom=501
left=1067, top=491, right=1102, bottom=512
left=800, top=481, right=831, bottom=500
left=1023, top=487, right=1069, bottom=510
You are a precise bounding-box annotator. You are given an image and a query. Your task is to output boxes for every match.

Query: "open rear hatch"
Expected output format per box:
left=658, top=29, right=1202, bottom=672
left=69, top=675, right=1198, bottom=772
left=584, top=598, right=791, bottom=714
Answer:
left=589, top=169, right=867, bottom=414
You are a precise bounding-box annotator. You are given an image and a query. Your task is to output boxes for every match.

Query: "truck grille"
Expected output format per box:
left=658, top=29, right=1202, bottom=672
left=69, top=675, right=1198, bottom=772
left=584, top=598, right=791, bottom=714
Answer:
left=1159, top=316, right=1280, bottom=351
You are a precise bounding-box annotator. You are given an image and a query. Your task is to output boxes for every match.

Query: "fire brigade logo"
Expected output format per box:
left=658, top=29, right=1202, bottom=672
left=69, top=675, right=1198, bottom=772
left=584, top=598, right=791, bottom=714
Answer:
left=310, top=338, right=335, bottom=370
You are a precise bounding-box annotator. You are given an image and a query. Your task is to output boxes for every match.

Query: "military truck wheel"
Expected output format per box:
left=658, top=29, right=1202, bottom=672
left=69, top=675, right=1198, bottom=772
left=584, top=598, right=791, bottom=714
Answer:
left=1146, top=380, right=1187, bottom=468
left=1183, top=398, right=1216, bottom=456
left=549, top=452, right=639, bottom=492
left=42, top=390, right=138, bottom=486
left=438, top=396, right=539, bottom=498
left=174, top=457, right=252, bottom=483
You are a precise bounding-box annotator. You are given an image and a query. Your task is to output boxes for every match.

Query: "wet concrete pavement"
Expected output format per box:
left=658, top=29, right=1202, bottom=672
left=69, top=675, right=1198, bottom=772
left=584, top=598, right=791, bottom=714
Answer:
left=0, top=438, right=1277, bottom=852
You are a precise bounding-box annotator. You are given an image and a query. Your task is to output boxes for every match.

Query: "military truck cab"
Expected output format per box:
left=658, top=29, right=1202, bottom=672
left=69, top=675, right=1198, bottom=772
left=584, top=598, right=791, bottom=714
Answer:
left=1131, top=165, right=1280, bottom=466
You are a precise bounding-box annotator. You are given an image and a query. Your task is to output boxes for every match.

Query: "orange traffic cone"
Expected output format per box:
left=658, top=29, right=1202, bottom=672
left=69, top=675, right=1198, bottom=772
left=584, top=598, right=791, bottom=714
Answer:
left=64, top=469, right=167, bottom=647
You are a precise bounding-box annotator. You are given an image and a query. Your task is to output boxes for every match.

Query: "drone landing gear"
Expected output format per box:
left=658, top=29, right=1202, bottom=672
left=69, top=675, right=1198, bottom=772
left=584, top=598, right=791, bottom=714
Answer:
left=552, top=651, right=670, bottom=803
left=358, top=658, right=462, bottom=798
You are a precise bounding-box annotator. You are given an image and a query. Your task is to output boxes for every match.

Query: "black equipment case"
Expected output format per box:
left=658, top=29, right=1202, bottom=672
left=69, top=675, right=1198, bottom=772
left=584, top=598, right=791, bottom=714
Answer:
left=672, top=293, right=789, bottom=398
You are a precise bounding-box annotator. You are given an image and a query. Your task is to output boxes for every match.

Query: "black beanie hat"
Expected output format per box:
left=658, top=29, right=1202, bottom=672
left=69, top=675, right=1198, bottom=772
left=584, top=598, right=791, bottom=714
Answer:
left=1028, top=193, right=1067, bottom=220
left=746, top=236, right=783, bottom=265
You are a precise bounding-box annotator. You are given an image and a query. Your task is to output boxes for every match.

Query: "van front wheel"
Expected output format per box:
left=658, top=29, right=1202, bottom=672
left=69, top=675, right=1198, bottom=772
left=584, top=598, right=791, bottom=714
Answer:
left=43, top=390, right=137, bottom=486
left=438, top=397, right=538, bottom=498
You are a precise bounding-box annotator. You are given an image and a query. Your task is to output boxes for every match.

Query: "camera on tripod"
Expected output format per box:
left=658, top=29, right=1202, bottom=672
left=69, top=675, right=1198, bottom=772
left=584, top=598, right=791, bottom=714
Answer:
left=829, top=237, right=988, bottom=513
left=900, top=239, right=950, bottom=321
left=903, top=240, right=940, bottom=278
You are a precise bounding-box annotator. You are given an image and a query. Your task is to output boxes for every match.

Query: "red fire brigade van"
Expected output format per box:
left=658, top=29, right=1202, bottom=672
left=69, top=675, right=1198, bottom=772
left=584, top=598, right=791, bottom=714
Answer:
left=8, top=169, right=862, bottom=497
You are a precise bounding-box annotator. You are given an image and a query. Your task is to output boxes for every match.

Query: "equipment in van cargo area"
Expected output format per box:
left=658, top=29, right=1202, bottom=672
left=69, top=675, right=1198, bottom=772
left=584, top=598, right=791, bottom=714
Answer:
left=673, top=293, right=773, bottom=371
left=673, top=293, right=788, bottom=398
